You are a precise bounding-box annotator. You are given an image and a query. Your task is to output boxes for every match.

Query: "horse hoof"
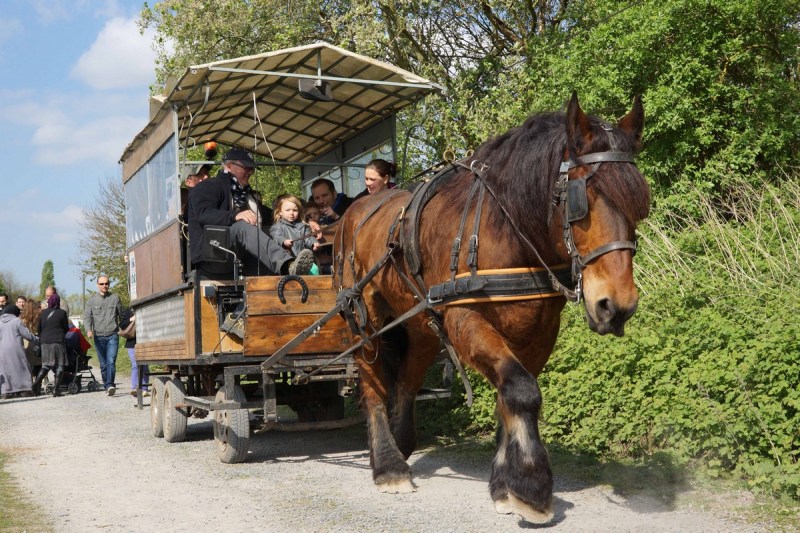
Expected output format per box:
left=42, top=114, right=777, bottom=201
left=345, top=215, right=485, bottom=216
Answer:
left=376, top=478, right=416, bottom=494
left=508, top=493, right=554, bottom=524
left=494, top=498, right=513, bottom=515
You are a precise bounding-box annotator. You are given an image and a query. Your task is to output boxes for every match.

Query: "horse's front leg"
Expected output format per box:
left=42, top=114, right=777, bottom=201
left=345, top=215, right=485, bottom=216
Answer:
left=358, top=346, right=415, bottom=493
left=384, top=319, right=439, bottom=459
left=447, top=311, right=554, bottom=524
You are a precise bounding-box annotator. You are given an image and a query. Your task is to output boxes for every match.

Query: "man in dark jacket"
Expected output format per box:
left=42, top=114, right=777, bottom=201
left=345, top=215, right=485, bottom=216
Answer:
left=187, top=148, right=313, bottom=275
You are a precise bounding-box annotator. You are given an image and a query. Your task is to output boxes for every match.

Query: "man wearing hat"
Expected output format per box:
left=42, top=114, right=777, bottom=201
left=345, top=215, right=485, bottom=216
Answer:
left=187, top=147, right=314, bottom=276
left=183, top=163, right=211, bottom=188
left=181, top=163, right=211, bottom=223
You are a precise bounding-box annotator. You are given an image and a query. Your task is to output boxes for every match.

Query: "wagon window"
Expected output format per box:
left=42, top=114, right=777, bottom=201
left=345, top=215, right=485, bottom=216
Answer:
left=125, top=136, right=180, bottom=247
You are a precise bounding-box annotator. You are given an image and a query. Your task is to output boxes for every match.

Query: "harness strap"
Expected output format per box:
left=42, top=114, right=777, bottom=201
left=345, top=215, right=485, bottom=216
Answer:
left=578, top=240, right=637, bottom=267
left=572, top=151, right=635, bottom=166
left=451, top=180, right=481, bottom=281
left=428, top=267, right=572, bottom=305
left=467, top=184, right=485, bottom=277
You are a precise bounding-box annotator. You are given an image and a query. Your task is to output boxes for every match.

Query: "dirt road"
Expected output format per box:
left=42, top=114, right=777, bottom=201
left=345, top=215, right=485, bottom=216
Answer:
left=0, top=379, right=771, bottom=532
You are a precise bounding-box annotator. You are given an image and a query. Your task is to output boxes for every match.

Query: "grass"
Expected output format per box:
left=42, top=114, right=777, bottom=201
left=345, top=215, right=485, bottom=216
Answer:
left=0, top=450, right=51, bottom=532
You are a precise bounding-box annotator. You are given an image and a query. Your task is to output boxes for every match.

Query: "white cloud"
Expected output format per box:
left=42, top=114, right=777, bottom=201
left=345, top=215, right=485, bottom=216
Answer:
left=71, top=17, right=157, bottom=90
left=0, top=90, right=149, bottom=166
left=32, top=113, right=144, bottom=166
left=32, top=0, right=128, bottom=25
left=31, top=0, right=70, bottom=24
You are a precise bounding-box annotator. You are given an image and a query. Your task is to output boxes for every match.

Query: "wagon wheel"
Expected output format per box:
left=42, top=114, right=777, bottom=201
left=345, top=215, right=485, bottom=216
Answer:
left=163, top=379, right=188, bottom=443
left=213, top=385, right=250, bottom=464
left=67, top=382, right=80, bottom=395
left=150, top=377, right=170, bottom=438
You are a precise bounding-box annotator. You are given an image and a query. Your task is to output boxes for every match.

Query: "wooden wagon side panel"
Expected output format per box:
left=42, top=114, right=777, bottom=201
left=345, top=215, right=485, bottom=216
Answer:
left=198, top=282, right=243, bottom=354
left=129, top=224, right=183, bottom=302
left=136, top=340, right=191, bottom=361
left=244, top=314, right=351, bottom=356
left=244, top=275, right=351, bottom=356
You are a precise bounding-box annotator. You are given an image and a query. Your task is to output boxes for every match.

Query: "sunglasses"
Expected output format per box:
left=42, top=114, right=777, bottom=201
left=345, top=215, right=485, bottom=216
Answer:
left=98, top=282, right=110, bottom=286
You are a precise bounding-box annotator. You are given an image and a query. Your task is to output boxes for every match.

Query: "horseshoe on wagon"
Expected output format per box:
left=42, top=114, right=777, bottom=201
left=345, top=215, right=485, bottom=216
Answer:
left=277, top=275, right=309, bottom=304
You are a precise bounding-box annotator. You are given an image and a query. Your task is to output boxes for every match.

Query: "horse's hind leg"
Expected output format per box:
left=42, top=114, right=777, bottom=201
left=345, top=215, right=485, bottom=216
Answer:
left=447, top=313, right=554, bottom=523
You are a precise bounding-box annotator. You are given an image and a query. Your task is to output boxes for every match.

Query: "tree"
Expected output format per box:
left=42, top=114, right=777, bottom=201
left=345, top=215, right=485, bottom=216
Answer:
left=75, top=175, right=129, bottom=307
left=139, top=0, right=799, bottom=202
left=0, top=271, right=37, bottom=302
left=39, top=260, right=55, bottom=300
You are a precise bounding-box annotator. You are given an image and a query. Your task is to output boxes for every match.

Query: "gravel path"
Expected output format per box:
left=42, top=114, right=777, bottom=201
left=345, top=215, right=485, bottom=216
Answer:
left=0, top=378, right=770, bottom=532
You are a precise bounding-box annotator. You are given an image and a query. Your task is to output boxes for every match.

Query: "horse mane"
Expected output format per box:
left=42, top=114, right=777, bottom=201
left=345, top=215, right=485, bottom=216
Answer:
left=442, top=111, right=650, bottom=256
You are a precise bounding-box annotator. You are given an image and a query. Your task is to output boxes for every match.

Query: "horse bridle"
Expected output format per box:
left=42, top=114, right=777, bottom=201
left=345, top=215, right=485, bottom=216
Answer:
left=553, top=150, right=639, bottom=302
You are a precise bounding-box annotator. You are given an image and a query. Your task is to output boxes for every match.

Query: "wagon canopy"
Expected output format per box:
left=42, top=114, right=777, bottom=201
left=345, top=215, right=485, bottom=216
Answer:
left=120, top=42, right=442, bottom=165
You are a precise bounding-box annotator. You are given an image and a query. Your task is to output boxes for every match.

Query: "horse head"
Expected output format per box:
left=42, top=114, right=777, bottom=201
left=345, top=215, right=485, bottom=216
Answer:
left=561, top=92, right=650, bottom=336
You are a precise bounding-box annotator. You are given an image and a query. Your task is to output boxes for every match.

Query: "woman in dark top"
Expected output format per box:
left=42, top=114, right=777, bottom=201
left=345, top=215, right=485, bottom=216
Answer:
left=33, top=294, right=69, bottom=396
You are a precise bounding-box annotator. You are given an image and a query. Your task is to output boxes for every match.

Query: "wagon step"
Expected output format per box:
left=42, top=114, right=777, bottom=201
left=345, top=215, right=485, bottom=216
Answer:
left=179, top=395, right=261, bottom=411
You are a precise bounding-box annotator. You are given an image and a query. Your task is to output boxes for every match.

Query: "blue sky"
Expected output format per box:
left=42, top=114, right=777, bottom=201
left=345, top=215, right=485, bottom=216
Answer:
left=0, top=0, right=157, bottom=297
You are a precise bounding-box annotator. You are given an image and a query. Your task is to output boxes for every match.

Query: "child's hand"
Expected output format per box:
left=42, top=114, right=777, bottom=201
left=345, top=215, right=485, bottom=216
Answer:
left=283, top=239, right=292, bottom=249
left=312, top=243, right=320, bottom=251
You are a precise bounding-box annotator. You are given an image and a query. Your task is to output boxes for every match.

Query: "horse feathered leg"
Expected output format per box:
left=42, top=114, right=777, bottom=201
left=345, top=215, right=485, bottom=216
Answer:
left=358, top=340, right=415, bottom=493
left=385, top=319, right=439, bottom=459
left=446, top=311, right=554, bottom=524
left=491, top=360, right=553, bottom=523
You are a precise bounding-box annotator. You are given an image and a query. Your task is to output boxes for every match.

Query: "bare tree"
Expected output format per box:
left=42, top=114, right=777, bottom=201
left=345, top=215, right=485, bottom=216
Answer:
left=75, top=176, right=129, bottom=307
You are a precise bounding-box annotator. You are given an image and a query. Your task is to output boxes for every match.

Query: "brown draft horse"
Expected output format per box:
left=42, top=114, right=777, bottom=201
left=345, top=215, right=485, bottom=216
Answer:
left=334, top=93, right=650, bottom=523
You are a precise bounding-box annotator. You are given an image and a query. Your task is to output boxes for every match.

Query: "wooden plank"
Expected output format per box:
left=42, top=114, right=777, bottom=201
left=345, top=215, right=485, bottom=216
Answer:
left=247, top=288, right=338, bottom=315
left=150, top=224, right=183, bottom=295
left=244, top=314, right=351, bottom=356
left=129, top=224, right=183, bottom=301
left=246, top=275, right=334, bottom=292
left=198, top=286, right=244, bottom=354
left=136, top=340, right=191, bottom=361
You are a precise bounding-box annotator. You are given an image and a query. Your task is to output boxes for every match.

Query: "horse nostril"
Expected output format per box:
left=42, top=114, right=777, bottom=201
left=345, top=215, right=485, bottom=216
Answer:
left=596, top=298, right=615, bottom=321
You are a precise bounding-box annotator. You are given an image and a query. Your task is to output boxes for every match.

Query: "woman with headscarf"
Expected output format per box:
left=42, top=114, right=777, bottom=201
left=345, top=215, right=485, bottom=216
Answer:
left=33, top=294, right=69, bottom=397
left=0, top=304, right=37, bottom=399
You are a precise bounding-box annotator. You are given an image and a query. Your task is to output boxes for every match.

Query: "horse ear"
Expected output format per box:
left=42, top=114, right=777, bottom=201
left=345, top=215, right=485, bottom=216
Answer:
left=617, top=95, right=644, bottom=150
left=566, top=91, right=593, bottom=156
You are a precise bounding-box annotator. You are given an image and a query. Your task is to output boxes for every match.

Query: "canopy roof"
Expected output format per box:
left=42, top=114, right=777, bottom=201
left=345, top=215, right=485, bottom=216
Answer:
left=120, top=42, right=442, bottom=164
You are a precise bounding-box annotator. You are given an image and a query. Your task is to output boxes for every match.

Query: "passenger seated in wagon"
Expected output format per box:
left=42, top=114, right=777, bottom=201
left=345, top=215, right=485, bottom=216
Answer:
left=187, top=148, right=314, bottom=277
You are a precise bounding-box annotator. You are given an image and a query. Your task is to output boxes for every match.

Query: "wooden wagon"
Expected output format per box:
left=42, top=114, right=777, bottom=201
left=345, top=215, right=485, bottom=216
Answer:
left=118, top=43, right=443, bottom=462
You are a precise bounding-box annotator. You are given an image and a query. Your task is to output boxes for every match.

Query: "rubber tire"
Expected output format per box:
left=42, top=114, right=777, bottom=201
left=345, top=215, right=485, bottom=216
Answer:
left=163, top=379, right=188, bottom=443
left=150, top=377, right=169, bottom=438
left=213, top=385, right=250, bottom=464
left=67, top=382, right=80, bottom=395
left=87, top=381, right=98, bottom=392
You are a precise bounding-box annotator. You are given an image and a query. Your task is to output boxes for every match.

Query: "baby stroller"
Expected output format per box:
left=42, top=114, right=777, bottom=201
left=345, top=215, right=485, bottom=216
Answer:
left=45, top=328, right=101, bottom=395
